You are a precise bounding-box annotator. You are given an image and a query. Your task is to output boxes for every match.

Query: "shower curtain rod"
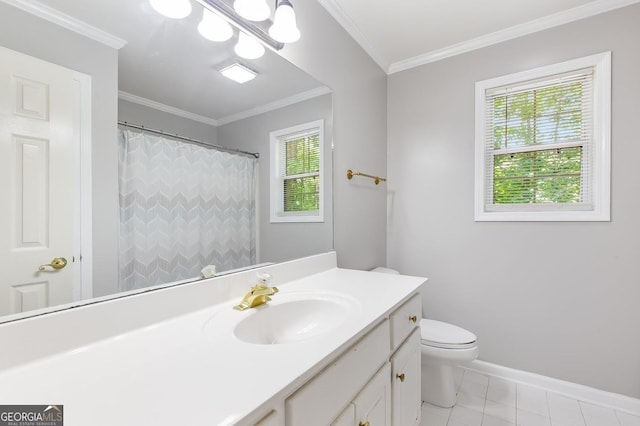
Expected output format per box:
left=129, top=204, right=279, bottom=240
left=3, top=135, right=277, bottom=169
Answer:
left=118, top=121, right=260, bottom=159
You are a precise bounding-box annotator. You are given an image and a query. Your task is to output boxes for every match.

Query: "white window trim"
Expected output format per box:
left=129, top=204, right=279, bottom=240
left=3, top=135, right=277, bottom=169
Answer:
left=474, top=52, right=611, bottom=222
left=269, top=119, right=324, bottom=223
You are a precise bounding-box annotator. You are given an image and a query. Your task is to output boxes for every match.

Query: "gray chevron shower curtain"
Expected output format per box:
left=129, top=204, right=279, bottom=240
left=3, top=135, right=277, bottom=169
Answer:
left=117, top=128, right=257, bottom=291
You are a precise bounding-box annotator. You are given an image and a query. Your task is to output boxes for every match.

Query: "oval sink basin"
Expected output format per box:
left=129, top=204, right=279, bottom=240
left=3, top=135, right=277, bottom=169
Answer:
left=234, top=297, right=353, bottom=345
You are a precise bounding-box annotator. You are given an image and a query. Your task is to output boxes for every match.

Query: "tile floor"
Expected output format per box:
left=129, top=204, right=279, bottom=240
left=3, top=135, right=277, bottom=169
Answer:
left=420, top=369, right=640, bottom=426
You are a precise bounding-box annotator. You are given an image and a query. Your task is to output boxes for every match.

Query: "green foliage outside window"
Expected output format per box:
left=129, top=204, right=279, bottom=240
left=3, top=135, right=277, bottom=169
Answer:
left=283, top=134, right=320, bottom=212
left=492, top=81, right=584, bottom=204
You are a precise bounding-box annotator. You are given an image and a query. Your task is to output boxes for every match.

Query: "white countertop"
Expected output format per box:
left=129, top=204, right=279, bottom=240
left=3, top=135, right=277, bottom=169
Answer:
left=0, top=264, right=425, bottom=425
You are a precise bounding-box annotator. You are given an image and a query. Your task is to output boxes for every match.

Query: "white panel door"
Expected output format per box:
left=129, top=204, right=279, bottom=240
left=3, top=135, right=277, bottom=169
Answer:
left=0, top=46, right=77, bottom=316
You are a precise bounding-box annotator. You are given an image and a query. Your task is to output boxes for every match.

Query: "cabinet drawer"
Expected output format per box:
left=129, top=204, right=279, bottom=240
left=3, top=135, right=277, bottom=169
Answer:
left=389, top=293, right=421, bottom=350
left=285, top=320, right=390, bottom=426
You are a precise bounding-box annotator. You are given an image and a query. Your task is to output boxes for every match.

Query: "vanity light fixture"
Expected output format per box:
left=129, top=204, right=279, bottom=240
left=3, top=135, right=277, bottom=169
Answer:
left=149, top=0, right=192, bottom=19
left=220, top=63, right=257, bottom=83
left=234, top=32, right=265, bottom=59
left=269, top=0, right=300, bottom=43
left=233, top=0, right=271, bottom=22
left=149, top=0, right=299, bottom=59
left=199, top=8, right=233, bottom=41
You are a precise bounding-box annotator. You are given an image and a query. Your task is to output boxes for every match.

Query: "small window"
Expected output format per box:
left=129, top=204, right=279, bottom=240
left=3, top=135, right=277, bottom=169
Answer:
left=474, top=52, right=611, bottom=221
left=270, top=120, right=324, bottom=223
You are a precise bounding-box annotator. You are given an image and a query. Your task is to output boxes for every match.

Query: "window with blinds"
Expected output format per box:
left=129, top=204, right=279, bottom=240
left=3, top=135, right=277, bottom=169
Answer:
left=487, top=69, right=592, bottom=207
left=281, top=131, right=320, bottom=212
left=474, top=53, right=611, bottom=221
left=270, top=120, right=324, bottom=223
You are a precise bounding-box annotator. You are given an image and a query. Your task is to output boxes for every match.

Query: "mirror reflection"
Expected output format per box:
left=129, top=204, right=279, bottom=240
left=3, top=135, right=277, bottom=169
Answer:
left=0, top=0, right=333, bottom=322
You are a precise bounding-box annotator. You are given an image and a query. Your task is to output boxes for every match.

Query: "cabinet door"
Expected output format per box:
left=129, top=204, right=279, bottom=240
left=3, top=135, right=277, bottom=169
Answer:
left=255, top=410, right=280, bottom=426
left=331, top=403, right=355, bottom=426
left=391, top=328, right=421, bottom=426
left=353, top=363, right=391, bottom=426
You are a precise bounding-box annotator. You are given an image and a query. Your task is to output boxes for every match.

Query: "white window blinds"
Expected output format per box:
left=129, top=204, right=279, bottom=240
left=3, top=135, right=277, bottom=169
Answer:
left=279, top=129, right=321, bottom=215
left=483, top=68, right=594, bottom=211
left=269, top=119, right=324, bottom=223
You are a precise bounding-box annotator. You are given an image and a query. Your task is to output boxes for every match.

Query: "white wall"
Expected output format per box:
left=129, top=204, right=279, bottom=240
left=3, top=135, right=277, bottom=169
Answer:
left=0, top=3, right=119, bottom=297
left=387, top=4, right=640, bottom=398
left=218, top=94, right=333, bottom=263
left=279, top=1, right=388, bottom=270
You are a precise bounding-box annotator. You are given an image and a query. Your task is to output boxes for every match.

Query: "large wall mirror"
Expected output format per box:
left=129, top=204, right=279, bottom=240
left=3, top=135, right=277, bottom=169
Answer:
left=0, top=0, right=333, bottom=323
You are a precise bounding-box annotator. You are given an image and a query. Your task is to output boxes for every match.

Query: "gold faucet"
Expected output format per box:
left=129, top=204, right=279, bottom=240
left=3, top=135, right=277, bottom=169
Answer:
left=234, top=274, right=279, bottom=311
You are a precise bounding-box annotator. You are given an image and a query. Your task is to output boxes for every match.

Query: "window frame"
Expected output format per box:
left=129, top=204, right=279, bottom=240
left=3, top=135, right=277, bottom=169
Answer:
left=474, top=52, right=611, bottom=222
left=269, top=119, right=324, bottom=223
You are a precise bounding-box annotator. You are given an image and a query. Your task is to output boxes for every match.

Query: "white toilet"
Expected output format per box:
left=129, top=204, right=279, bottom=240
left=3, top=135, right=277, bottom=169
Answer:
left=371, top=267, right=479, bottom=408
left=420, top=318, right=478, bottom=407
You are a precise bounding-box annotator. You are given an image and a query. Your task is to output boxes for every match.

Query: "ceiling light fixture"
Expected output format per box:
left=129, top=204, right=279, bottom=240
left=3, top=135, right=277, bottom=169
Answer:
left=198, top=8, right=233, bottom=41
left=234, top=32, right=265, bottom=59
left=233, top=0, right=271, bottom=22
left=269, top=0, right=300, bottom=43
left=149, top=0, right=192, bottom=19
left=220, top=63, right=257, bottom=84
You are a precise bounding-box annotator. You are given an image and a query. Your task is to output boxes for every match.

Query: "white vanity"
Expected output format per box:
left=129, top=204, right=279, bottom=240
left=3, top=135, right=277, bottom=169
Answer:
left=0, top=252, right=425, bottom=425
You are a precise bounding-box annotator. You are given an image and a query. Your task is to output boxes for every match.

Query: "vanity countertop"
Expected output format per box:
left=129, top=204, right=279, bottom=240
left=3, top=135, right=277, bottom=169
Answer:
left=0, top=260, right=425, bottom=425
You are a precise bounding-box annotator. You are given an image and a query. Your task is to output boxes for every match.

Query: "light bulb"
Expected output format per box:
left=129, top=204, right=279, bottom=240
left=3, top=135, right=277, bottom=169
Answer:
left=233, top=0, right=270, bottom=22
left=234, top=32, right=265, bottom=59
left=269, top=0, right=300, bottom=43
left=149, top=0, right=192, bottom=19
left=198, top=8, right=232, bottom=42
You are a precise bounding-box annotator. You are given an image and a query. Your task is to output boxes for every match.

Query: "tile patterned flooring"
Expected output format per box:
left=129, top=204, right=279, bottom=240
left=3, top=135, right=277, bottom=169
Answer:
left=420, top=369, right=640, bottom=426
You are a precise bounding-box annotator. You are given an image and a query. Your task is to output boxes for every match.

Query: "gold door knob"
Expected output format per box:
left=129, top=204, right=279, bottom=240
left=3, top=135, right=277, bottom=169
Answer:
left=39, top=257, right=67, bottom=271
left=359, top=422, right=370, bottom=426
left=409, top=315, right=418, bottom=323
left=396, top=373, right=405, bottom=382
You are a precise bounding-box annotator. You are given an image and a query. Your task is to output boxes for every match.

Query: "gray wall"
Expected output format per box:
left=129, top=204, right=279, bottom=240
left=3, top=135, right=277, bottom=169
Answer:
left=118, top=99, right=218, bottom=144
left=279, top=1, right=388, bottom=270
left=218, top=94, right=333, bottom=263
left=0, top=4, right=119, bottom=297
left=387, top=4, right=640, bottom=398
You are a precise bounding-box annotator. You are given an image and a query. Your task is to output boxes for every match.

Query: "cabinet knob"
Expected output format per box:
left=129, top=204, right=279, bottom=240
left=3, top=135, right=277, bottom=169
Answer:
left=396, top=373, right=405, bottom=382
left=409, top=315, right=417, bottom=323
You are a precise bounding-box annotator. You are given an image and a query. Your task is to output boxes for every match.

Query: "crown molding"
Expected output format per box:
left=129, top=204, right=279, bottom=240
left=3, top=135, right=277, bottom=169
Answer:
left=316, top=0, right=389, bottom=73
left=0, top=0, right=127, bottom=49
left=119, top=86, right=331, bottom=128
left=118, top=92, right=220, bottom=127
left=216, top=86, right=332, bottom=125
left=389, top=0, right=640, bottom=74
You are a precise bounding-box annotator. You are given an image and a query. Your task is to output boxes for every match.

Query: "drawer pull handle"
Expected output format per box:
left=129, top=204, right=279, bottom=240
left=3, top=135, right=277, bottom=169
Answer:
left=409, top=315, right=417, bottom=323
left=396, top=373, right=405, bottom=382
left=359, top=422, right=370, bottom=426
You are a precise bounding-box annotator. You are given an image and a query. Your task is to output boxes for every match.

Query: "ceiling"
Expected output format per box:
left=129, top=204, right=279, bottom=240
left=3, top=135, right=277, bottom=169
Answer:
left=318, top=0, right=640, bottom=73
left=35, top=0, right=324, bottom=124
left=19, top=0, right=640, bottom=120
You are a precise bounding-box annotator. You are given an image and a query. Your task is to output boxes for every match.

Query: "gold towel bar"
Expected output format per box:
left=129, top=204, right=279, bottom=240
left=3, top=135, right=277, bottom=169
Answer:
left=346, top=169, right=387, bottom=185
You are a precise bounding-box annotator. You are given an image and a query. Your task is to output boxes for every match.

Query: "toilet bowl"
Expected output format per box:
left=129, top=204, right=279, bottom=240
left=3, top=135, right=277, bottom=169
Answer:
left=420, top=319, right=478, bottom=407
left=369, top=267, right=479, bottom=408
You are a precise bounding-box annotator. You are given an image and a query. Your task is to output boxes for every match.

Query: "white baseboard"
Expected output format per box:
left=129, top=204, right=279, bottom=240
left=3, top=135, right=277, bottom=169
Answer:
left=467, top=360, right=640, bottom=416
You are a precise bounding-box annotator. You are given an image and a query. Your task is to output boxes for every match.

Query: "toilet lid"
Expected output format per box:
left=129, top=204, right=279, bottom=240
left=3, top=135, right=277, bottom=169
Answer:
left=420, top=319, right=477, bottom=349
